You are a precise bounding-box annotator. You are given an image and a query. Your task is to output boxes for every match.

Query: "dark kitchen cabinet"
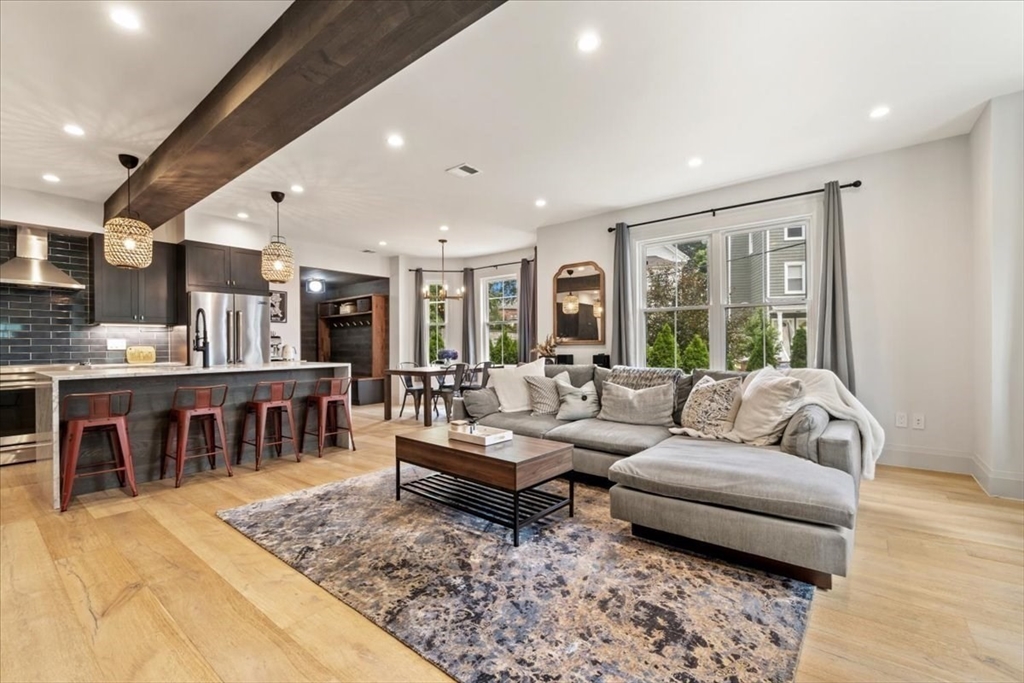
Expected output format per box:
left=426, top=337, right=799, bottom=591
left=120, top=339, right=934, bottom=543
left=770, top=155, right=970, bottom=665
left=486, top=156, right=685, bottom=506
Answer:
left=180, top=241, right=268, bottom=295
left=90, top=236, right=176, bottom=325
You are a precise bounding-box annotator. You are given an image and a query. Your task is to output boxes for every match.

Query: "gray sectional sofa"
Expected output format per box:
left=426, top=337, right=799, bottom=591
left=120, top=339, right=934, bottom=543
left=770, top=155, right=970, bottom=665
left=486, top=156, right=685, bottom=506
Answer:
left=453, top=364, right=862, bottom=588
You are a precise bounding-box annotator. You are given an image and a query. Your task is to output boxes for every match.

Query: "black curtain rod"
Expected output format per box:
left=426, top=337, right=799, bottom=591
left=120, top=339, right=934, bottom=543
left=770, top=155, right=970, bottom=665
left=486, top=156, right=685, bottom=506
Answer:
left=407, top=258, right=534, bottom=274
left=606, top=180, right=862, bottom=232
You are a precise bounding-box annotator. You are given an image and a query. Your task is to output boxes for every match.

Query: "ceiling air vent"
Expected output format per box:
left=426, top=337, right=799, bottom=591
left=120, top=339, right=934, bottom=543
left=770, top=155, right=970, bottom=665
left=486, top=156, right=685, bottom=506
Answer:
left=446, top=163, right=480, bottom=178
left=362, top=249, right=376, bottom=254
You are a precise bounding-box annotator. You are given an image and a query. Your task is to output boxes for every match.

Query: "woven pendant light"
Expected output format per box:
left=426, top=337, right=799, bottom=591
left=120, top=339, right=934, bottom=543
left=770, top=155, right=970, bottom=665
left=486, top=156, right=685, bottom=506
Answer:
left=261, top=191, right=294, bottom=283
left=104, top=154, right=153, bottom=269
left=561, top=268, right=579, bottom=314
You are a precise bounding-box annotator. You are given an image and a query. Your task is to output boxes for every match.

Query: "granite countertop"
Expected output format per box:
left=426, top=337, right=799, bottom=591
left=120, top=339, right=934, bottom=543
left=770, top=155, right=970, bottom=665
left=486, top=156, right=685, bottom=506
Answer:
left=31, top=361, right=351, bottom=381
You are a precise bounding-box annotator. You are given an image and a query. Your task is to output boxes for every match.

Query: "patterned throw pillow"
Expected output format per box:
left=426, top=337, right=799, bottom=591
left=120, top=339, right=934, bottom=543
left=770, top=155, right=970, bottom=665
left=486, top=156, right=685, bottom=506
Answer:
left=524, top=372, right=570, bottom=416
left=607, top=366, right=687, bottom=424
left=677, top=375, right=742, bottom=438
left=555, top=381, right=600, bottom=421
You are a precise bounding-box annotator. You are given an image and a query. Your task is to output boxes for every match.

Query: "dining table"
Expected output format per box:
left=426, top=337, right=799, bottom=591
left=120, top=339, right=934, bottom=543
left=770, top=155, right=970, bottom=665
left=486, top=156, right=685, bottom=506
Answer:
left=383, top=365, right=486, bottom=427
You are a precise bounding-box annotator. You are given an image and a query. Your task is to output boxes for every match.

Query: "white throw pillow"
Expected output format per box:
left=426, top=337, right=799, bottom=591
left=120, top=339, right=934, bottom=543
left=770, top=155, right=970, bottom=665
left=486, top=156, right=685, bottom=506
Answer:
left=486, top=358, right=547, bottom=413
left=726, top=367, right=804, bottom=446
left=556, top=380, right=600, bottom=421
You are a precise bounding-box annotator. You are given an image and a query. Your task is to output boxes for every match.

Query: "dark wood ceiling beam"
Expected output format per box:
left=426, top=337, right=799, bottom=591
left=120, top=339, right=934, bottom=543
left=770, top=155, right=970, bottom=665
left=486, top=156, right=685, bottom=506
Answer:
left=104, top=0, right=504, bottom=226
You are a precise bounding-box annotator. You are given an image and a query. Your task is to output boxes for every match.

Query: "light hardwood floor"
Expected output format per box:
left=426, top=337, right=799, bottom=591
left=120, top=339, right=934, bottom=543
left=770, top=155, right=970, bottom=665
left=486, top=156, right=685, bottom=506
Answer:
left=2, top=404, right=1022, bottom=682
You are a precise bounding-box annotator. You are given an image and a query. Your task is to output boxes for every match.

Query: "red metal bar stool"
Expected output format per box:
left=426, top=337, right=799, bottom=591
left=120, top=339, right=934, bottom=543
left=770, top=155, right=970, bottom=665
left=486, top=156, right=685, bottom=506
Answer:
left=162, top=384, right=232, bottom=488
left=301, top=376, right=357, bottom=456
left=238, top=380, right=299, bottom=470
left=60, top=390, right=137, bottom=512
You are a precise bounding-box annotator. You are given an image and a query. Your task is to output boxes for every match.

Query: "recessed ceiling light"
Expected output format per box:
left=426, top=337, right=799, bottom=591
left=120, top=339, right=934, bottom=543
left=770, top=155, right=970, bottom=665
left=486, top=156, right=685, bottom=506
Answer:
left=42, top=173, right=60, bottom=183
left=63, top=124, right=84, bottom=137
left=535, top=198, right=547, bottom=208
left=237, top=212, right=249, bottom=219
left=290, top=184, right=304, bottom=193
left=439, top=225, right=449, bottom=231
left=869, top=105, right=890, bottom=119
left=378, top=241, right=388, bottom=246
left=387, top=133, right=404, bottom=148
left=688, top=157, right=703, bottom=168
left=110, top=7, right=141, bottom=30
left=576, top=32, right=601, bottom=53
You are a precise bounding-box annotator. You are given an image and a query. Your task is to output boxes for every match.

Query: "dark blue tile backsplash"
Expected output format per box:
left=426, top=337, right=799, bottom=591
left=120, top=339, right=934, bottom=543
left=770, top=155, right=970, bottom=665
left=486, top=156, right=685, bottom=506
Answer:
left=0, top=226, right=183, bottom=366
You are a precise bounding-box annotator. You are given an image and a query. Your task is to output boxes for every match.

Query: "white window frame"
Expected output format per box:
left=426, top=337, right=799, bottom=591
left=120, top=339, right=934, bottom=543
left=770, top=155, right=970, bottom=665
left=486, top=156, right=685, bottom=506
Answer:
left=784, top=225, right=805, bottom=241
left=633, top=212, right=816, bottom=370
left=425, top=282, right=447, bottom=361
left=479, top=274, right=519, bottom=364
left=783, top=261, right=806, bottom=295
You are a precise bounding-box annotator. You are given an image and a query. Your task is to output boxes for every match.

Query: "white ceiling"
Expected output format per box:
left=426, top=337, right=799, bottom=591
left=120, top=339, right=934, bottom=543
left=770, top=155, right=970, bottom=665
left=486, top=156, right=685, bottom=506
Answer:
left=2, top=1, right=1022, bottom=258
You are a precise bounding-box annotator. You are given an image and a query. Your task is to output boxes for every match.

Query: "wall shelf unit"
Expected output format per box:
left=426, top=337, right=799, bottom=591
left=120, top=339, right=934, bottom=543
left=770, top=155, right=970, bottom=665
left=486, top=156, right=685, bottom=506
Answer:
left=317, top=293, right=388, bottom=404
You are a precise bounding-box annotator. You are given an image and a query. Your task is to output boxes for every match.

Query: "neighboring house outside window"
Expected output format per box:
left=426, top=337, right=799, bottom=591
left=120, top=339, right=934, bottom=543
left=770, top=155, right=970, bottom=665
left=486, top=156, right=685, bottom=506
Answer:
left=482, top=276, right=518, bottom=364
left=426, top=284, right=447, bottom=362
left=639, top=219, right=810, bottom=372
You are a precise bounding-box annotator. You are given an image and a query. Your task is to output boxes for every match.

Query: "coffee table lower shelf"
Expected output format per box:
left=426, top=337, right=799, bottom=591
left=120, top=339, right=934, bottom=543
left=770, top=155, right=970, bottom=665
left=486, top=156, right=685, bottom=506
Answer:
left=398, top=473, right=573, bottom=547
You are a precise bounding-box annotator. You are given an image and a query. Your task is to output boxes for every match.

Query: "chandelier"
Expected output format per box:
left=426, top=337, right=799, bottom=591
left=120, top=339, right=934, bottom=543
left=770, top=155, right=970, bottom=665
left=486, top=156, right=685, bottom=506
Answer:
left=104, top=154, right=153, bottom=269
left=422, top=238, right=464, bottom=301
left=561, top=269, right=579, bottom=314
left=261, top=191, right=294, bottom=283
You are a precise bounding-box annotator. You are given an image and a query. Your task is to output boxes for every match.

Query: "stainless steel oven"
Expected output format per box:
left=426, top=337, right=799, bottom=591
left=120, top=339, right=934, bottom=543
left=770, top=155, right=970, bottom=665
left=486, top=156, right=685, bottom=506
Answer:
left=0, top=368, right=52, bottom=466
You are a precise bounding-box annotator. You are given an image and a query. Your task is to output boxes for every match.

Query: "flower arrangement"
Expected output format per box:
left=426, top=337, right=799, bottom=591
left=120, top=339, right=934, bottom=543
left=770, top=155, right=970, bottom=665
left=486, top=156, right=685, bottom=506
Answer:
left=438, top=348, right=459, bottom=364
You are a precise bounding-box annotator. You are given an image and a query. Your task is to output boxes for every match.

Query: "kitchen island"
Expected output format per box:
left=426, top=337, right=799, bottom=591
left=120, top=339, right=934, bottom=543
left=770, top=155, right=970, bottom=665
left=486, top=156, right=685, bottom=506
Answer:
left=32, top=361, right=350, bottom=510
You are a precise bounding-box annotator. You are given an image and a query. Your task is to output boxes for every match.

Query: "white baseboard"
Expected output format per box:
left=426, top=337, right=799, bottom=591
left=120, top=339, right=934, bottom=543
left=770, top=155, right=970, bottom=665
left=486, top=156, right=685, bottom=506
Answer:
left=971, top=456, right=1024, bottom=500
left=878, top=446, right=1024, bottom=499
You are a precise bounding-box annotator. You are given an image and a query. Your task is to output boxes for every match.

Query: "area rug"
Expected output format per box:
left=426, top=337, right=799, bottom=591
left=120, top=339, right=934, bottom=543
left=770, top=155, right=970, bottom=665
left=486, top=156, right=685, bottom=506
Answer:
left=217, top=467, right=813, bottom=683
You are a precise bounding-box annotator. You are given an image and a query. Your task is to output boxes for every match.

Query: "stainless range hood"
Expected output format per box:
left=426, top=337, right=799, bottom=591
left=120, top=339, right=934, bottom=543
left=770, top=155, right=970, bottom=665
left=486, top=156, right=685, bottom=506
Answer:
left=0, top=227, right=86, bottom=290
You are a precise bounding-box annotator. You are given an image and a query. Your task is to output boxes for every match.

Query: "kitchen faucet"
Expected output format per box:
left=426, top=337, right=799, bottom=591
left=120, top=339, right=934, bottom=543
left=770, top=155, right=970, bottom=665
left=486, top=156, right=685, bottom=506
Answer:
left=193, top=307, right=210, bottom=368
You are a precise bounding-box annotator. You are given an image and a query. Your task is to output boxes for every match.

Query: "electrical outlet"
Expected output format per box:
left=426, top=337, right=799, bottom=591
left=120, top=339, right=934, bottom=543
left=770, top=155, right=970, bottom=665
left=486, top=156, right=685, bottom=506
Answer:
left=107, top=338, right=127, bottom=351
left=912, top=413, right=926, bottom=430
left=895, top=412, right=908, bottom=428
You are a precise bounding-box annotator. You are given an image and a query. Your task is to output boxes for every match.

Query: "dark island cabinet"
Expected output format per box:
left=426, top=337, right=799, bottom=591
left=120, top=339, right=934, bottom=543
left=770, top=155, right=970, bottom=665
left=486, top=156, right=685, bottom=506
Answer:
left=89, top=236, right=177, bottom=325
left=180, top=241, right=269, bottom=295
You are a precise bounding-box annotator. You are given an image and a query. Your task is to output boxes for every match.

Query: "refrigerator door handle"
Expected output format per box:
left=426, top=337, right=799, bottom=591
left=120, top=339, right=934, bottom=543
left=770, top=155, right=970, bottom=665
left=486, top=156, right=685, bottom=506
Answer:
left=235, top=310, right=243, bottom=364
left=226, top=309, right=235, bottom=364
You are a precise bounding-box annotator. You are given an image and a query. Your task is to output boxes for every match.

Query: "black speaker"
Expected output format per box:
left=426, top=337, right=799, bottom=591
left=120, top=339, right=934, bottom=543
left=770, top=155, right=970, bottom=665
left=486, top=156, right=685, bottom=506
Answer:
left=592, top=353, right=611, bottom=369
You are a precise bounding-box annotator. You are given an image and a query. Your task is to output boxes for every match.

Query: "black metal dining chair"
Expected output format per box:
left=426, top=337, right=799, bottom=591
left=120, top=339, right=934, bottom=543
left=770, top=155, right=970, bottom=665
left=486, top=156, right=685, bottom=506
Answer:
left=398, top=361, right=425, bottom=419
left=462, top=361, right=490, bottom=392
left=433, top=363, right=465, bottom=421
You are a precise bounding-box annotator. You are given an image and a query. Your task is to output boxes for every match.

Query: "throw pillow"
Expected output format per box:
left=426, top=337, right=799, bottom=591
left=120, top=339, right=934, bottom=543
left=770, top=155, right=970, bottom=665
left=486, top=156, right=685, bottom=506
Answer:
left=781, top=404, right=830, bottom=463
left=597, top=381, right=675, bottom=426
left=676, top=375, right=742, bottom=438
left=606, top=366, right=687, bottom=424
left=726, top=367, right=805, bottom=446
left=524, top=372, right=571, bottom=416
left=594, top=366, right=612, bottom=400
left=556, top=380, right=600, bottom=421
left=462, top=387, right=501, bottom=419
left=486, top=358, right=546, bottom=413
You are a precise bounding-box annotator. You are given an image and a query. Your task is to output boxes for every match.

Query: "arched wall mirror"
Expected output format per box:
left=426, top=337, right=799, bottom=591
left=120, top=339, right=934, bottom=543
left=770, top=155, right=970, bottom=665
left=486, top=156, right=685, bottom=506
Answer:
left=553, top=261, right=605, bottom=345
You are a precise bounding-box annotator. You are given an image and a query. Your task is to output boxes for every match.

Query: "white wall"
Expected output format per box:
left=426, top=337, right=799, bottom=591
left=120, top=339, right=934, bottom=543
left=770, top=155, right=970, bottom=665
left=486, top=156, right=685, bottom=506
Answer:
left=0, top=186, right=103, bottom=234
left=970, top=92, right=1024, bottom=498
left=537, top=136, right=978, bottom=476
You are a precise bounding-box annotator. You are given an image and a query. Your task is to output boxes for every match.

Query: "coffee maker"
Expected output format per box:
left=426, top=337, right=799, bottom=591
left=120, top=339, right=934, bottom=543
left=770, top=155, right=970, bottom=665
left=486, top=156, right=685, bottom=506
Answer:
left=269, top=333, right=283, bottom=361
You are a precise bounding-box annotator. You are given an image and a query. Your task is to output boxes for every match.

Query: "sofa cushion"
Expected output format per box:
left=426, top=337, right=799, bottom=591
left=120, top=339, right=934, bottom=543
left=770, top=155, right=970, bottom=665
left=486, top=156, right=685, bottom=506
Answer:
left=678, top=375, right=742, bottom=438
left=598, top=381, right=675, bottom=427
left=555, top=381, right=600, bottom=420
left=545, top=419, right=673, bottom=456
left=726, top=367, right=804, bottom=446
left=524, top=372, right=570, bottom=416
left=781, top=404, right=831, bottom=463
left=478, top=411, right=567, bottom=439
left=607, top=365, right=689, bottom=424
left=607, top=437, right=856, bottom=528
left=544, top=364, right=596, bottom=388
left=462, top=387, right=500, bottom=419
left=487, top=358, right=546, bottom=412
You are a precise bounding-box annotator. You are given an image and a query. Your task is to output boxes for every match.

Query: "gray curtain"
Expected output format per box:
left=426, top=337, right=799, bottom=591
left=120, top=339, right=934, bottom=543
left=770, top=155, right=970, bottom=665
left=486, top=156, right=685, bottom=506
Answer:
left=611, top=222, right=636, bottom=366
left=518, top=258, right=536, bottom=363
left=413, top=268, right=426, bottom=366
left=461, top=267, right=477, bottom=364
left=815, top=181, right=856, bottom=393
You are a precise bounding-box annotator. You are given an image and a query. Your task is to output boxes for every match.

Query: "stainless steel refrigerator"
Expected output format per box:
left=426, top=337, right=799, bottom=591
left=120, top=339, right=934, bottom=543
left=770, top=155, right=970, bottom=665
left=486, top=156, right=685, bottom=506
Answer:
left=188, top=291, right=271, bottom=366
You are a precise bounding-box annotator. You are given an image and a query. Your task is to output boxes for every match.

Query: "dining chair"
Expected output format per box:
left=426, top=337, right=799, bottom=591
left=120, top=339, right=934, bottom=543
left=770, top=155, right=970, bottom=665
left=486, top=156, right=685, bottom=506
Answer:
left=462, top=361, right=490, bottom=392
left=398, top=361, right=425, bottom=419
left=433, top=363, right=464, bottom=421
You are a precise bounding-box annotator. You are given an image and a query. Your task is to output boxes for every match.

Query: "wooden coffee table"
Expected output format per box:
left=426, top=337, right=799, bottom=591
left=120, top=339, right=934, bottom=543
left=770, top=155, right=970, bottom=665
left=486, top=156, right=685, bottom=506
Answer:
left=395, top=427, right=574, bottom=546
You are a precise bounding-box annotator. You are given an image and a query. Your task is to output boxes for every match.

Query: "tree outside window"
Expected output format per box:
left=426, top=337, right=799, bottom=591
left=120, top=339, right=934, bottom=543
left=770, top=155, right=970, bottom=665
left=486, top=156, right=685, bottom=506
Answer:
left=484, top=277, right=518, bottom=364
left=642, top=238, right=709, bottom=371
left=427, top=284, right=447, bottom=362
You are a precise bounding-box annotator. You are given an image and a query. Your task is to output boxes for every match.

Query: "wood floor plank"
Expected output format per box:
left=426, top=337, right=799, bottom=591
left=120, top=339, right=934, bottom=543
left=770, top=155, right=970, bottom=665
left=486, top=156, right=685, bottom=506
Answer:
left=2, top=405, right=1021, bottom=683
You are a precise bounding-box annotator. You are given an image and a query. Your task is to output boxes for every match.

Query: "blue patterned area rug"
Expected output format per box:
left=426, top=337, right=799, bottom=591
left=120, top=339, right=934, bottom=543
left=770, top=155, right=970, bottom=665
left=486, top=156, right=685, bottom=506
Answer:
left=218, top=467, right=813, bottom=683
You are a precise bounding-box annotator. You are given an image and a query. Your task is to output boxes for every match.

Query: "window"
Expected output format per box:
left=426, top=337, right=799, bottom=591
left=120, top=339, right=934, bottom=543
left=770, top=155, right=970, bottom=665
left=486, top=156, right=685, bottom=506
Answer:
left=483, top=276, right=518, bottom=364
left=639, top=219, right=810, bottom=372
left=426, top=284, right=447, bottom=361
left=641, top=238, right=709, bottom=371
left=784, top=262, right=805, bottom=294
